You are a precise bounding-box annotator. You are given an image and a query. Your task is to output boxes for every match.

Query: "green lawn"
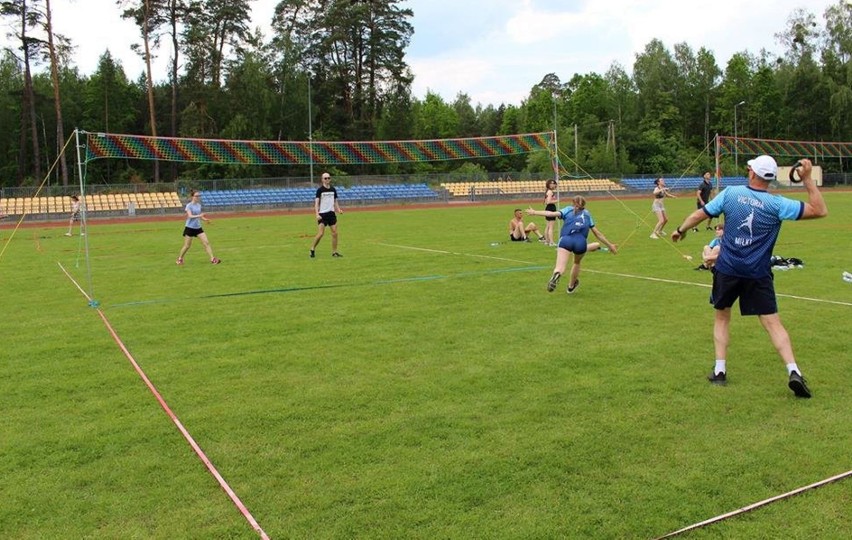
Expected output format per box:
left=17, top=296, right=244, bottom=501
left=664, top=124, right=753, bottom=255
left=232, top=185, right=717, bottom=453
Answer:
left=1, top=193, right=850, bottom=539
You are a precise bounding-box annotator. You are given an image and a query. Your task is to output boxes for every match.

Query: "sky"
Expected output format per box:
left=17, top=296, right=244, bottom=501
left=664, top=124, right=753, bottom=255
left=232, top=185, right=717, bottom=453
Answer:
left=0, top=0, right=841, bottom=107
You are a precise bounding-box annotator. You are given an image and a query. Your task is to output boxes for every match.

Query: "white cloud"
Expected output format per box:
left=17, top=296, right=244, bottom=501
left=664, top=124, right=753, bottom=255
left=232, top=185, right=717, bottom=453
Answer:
left=504, top=1, right=585, bottom=45
left=406, top=0, right=835, bottom=106
left=409, top=56, right=494, bottom=100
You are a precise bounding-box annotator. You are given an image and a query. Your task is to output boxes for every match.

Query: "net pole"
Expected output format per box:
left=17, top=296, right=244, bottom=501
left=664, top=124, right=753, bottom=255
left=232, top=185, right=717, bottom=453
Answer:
left=74, top=129, right=96, bottom=306
left=308, top=76, right=314, bottom=187
left=714, top=133, right=721, bottom=192
left=552, top=130, right=560, bottom=209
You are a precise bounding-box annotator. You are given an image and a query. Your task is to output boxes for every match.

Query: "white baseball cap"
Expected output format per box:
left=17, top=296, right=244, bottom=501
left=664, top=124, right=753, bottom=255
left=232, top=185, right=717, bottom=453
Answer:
left=747, top=155, right=777, bottom=181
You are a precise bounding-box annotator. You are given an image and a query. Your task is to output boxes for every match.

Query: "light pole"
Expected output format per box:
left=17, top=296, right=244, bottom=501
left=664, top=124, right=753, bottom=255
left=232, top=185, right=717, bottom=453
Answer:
left=552, top=93, right=560, bottom=184
left=574, top=123, right=578, bottom=176
left=308, top=74, right=314, bottom=186
left=734, top=100, right=745, bottom=172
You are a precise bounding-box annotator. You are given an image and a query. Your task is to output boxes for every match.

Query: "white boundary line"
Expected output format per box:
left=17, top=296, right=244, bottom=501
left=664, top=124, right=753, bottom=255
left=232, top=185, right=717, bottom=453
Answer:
left=378, top=242, right=535, bottom=265
left=58, top=262, right=270, bottom=540
left=380, top=242, right=852, bottom=535
left=377, top=242, right=852, bottom=307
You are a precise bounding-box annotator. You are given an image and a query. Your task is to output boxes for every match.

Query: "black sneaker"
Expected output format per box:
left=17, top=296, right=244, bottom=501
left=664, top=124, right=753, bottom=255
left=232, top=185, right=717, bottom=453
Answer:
left=692, top=227, right=699, bottom=232
left=567, top=280, right=579, bottom=294
left=332, top=252, right=343, bottom=257
left=788, top=371, right=812, bottom=398
left=310, top=250, right=315, bottom=258
left=695, top=264, right=708, bottom=271
left=708, top=371, right=727, bottom=385
left=546, top=272, right=561, bottom=292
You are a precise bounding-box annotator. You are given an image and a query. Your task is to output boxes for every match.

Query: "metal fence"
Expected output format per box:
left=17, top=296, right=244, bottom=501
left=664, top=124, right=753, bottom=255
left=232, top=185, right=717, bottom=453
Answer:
left=3, top=171, right=849, bottom=201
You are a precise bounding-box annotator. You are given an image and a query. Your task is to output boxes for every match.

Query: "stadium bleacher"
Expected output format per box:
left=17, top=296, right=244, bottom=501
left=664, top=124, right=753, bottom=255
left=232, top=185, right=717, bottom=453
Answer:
left=620, top=176, right=748, bottom=191
left=441, top=179, right=625, bottom=198
left=199, top=183, right=439, bottom=207
left=0, top=192, right=183, bottom=217
left=2, top=177, right=757, bottom=219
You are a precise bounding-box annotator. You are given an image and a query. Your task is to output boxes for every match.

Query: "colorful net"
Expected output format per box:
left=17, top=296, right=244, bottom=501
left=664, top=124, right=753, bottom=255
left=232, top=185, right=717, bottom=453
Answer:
left=84, top=132, right=554, bottom=165
left=719, top=136, right=852, bottom=159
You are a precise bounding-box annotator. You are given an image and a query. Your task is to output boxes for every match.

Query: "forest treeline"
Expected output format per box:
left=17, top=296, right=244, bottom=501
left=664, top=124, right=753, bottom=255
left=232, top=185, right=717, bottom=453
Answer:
left=1, top=0, right=850, bottom=188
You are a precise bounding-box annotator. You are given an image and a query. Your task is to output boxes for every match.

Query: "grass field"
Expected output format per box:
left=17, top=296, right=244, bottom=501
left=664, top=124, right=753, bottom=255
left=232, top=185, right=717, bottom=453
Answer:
left=1, top=193, right=850, bottom=539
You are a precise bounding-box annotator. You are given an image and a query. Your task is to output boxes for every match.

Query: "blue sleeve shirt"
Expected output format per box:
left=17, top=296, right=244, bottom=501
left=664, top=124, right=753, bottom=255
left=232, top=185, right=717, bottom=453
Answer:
left=558, top=207, right=594, bottom=238
left=703, top=186, right=803, bottom=278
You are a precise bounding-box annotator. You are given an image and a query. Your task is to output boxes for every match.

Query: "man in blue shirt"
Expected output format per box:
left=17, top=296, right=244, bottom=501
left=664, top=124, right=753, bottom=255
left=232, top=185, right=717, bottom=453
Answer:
left=671, top=157, right=827, bottom=398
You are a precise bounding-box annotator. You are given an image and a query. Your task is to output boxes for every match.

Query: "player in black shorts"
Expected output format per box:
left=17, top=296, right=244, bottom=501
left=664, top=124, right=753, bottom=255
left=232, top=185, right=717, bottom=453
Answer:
left=543, top=179, right=558, bottom=245
left=310, top=172, right=344, bottom=258
left=694, top=171, right=714, bottom=231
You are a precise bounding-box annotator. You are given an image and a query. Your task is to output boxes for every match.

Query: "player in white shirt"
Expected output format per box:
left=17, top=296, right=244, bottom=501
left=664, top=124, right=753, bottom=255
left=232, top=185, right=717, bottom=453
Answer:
left=310, top=172, right=343, bottom=258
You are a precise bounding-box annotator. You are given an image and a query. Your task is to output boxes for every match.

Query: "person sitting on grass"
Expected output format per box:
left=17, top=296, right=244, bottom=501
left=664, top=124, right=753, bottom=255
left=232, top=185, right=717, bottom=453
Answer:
left=695, top=223, right=724, bottom=270
left=508, top=208, right=545, bottom=243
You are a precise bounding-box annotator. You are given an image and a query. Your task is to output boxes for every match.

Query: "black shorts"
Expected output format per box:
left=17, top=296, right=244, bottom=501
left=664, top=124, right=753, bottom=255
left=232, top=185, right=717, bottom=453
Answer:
left=710, top=271, right=777, bottom=315
left=70, top=212, right=80, bottom=222
left=509, top=235, right=525, bottom=242
left=545, top=203, right=557, bottom=221
left=183, top=227, right=203, bottom=237
left=318, top=212, right=337, bottom=226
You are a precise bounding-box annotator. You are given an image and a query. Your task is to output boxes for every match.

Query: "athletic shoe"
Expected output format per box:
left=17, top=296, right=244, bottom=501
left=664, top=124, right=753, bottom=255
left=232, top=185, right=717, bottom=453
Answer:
left=332, top=252, right=343, bottom=257
left=567, top=280, right=579, bottom=294
left=176, top=257, right=183, bottom=265
left=538, top=237, right=547, bottom=243
left=692, top=227, right=699, bottom=232
left=788, top=371, right=811, bottom=398
left=546, top=272, right=561, bottom=292
left=80, top=232, right=85, bottom=236
left=64, top=232, right=72, bottom=237
left=695, top=264, right=709, bottom=271
left=211, top=257, right=221, bottom=264
left=708, top=371, right=727, bottom=385
left=706, top=225, right=713, bottom=230
left=649, top=233, right=659, bottom=239
left=310, top=250, right=315, bottom=258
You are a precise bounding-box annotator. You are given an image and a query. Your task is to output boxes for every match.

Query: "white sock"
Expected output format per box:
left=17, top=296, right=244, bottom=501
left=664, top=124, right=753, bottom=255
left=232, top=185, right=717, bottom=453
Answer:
left=786, top=363, right=800, bottom=375
left=714, top=360, right=726, bottom=375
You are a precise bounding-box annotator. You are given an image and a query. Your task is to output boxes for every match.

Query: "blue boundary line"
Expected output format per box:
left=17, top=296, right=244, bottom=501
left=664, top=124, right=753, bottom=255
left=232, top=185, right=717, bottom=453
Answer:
left=106, top=265, right=549, bottom=308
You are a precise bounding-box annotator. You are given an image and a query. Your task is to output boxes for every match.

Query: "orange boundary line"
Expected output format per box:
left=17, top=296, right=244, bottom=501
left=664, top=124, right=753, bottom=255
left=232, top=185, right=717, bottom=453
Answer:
left=58, top=262, right=270, bottom=539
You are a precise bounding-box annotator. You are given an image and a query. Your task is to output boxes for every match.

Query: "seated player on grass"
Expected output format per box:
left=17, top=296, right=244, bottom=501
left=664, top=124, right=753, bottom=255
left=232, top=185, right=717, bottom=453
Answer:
left=695, top=222, right=724, bottom=270
left=508, top=208, right=545, bottom=243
